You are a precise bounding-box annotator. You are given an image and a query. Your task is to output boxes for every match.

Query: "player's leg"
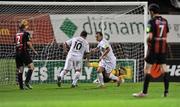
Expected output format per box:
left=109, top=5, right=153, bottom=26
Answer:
left=142, top=63, right=152, bottom=94
left=109, top=73, right=120, bottom=87
left=24, top=54, right=34, bottom=89
left=105, top=61, right=121, bottom=87
left=71, top=70, right=80, bottom=88
left=158, top=53, right=169, bottom=97
left=57, top=69, right=69, bottom=87
left=133, top=51, right=155, bottom=97
left=105, top=72, right=120, bottom=87
left=97, top=68, right=105, bottom=87
left=25, top=62, right=34, bottom=89
left=97, top=63, right=105, bottom=87
left=71, top=60, right=82, bottom=88
left=17, top=67, right=24, bottom=90
left=160, top=64, right=169, bottom=97
left=57, top=57, right=71, bottom=87
left=133, top=63, right=152, bottom=97
left=102, top=70, right=111, bottom=83
left=15, top=54, right=24, bottom=90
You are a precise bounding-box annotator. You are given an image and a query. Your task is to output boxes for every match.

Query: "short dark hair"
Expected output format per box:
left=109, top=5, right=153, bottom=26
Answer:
left=149, top=3, right=160, bottom=14
left=80, top=31, right=87, bottom=38
left=96, top=32, right=103, bottom=37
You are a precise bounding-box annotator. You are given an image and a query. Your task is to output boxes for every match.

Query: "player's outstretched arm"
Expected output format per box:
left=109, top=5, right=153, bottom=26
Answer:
left=27, top=41, right=38, bottom=55
left=90, top=47, right=99, bottom=53
left=63, top=42, right=69, bottom=54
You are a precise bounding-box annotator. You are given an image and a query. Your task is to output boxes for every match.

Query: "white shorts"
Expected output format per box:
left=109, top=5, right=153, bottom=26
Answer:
left=64, top=54, right=82, bottom=71
left=99, top=59, right=116, bottom=73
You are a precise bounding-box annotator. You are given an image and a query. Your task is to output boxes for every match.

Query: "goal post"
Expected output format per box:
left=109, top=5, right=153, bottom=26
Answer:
left=0, top=1, right=147, bottom=86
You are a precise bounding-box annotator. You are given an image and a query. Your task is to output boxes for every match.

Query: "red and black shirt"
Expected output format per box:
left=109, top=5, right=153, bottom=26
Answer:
left=147, top=16, right=169, bottom=54
left=15, top=30, right=31, bottom=53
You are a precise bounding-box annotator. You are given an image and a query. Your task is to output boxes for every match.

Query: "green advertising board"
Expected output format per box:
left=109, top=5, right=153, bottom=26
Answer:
left=23, top=59, right=136, bottom=83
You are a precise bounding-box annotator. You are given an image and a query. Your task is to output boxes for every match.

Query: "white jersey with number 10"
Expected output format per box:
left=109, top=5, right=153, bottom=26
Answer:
left=65, top=36, right=89, bottom=59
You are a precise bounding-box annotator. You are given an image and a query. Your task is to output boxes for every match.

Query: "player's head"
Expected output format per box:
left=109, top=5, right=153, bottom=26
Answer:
left=19, top=19, right=29, bottom=30
left=148, top=3, right=160, bottom=17
left=80, top=31, right=88, bottom=39
left=95, top=32, right=103, bottom=42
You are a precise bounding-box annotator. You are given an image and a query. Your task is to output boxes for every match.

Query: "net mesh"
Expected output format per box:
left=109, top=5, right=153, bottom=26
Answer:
left=0, top=2, right=147, bottom=85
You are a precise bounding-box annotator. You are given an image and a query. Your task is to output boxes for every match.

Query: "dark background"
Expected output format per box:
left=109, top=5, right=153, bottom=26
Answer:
left=1, top=0, right=180, bottom=14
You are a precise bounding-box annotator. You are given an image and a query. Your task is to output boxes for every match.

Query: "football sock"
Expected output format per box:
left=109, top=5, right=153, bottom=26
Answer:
left=59, top=70, right=66, bottom=80
left=25, top=69, right=32, bottom=84
left=143, top=74, right=151, bottom=94
left=18, top=73, right=23, bottom=89
left=72, top=72, right=80, bottom=85
left=98, top=73, right=104, bottom=85
left=163, top=72, right=169, bottom=93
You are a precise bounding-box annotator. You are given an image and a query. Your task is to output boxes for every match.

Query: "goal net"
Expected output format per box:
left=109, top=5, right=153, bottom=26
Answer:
left=0, top=2, right=147, bottom=86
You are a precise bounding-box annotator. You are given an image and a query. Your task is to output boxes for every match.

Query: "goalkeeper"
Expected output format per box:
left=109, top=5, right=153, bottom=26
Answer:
left=88, top=62, right=132, bottom=83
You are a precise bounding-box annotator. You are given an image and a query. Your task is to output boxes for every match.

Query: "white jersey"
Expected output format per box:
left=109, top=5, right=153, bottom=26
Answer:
left=97, top=39, right=116, bottom=62
left=65, top=36, right=89, bottom=59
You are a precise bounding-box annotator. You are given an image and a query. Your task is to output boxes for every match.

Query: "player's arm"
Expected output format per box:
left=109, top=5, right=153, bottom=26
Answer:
left=63, top=42, right=69, bottom=54
left=63, top=39, right=72, bottom=54
left=90, top=47, right=99, bottom=54
left=99, top=47, right=110, bottom=61
left=27, top=41, right=38, bottom=55
left=26, top=33, right=38, bottom=55
left=146, top=20, right=153, bottom=43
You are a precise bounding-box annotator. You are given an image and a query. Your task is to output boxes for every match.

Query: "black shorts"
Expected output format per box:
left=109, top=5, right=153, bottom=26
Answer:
left=145, top=51, right=166, bottom=64
left=102, top=70, right=112, bottom=83
left=15, top=52, right=33, bottom=68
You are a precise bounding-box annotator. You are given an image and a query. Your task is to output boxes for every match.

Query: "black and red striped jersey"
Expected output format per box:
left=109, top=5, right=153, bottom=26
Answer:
left=15, top=30, right=31, bottom=53
left=147, top=16, right=169, bottom=54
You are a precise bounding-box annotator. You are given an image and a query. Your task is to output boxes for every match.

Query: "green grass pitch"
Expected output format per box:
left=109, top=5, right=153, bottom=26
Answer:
left=0, top=83, right=179, bottom=107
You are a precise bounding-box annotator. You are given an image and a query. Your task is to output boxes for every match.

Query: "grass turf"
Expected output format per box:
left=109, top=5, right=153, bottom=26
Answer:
left=0, top=82, right=179, bottom=107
